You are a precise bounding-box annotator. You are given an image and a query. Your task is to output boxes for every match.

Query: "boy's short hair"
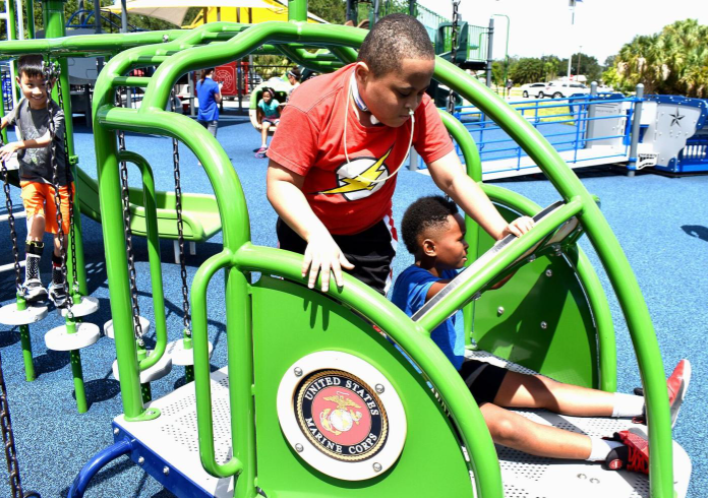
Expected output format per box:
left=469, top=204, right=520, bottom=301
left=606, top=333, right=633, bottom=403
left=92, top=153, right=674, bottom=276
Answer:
left=401, top=196, right=459, bottom=254
left=357, top=14, right=435, bottom=78
left=17, top=54, right=45, bottom=79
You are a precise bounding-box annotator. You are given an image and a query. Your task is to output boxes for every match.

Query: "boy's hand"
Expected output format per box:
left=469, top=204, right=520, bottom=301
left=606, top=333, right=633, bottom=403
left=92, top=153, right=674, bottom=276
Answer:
left=0, top=142, right=20, bottom=162
left=302, top=232, right=355, bottom=292
left=500, top=216, right=535, bottom=238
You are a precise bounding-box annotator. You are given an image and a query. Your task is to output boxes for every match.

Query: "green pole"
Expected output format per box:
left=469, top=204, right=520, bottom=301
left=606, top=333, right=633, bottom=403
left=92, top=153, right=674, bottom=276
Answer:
left=288, top=0, right=307, bottom=22
left=15, top=296, right=36, bottom=382
left=6, top=0, right=21, bottom=103
left=26, top=0, right=36, bottom=39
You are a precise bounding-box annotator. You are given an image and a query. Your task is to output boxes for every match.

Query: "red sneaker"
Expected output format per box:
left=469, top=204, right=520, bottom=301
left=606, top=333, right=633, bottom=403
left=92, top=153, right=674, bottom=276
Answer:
left=631, top=359, right=691, bottom=428
left=667, top=359, right=691, bottom=428
left=604, top=428, right=649, bottom=474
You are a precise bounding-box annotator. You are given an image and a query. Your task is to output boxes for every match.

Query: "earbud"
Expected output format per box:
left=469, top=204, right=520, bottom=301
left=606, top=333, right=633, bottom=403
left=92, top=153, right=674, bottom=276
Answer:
left=408, top=108, right=414, bottom=116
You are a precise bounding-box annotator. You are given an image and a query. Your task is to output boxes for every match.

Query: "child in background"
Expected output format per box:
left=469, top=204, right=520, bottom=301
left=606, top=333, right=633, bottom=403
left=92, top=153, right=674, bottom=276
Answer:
left=286, top=67, right=302, bottom=100
left=196, top=67, right=222, bottom=137
left=0, top=54, right=72, bottom=307
left=255, top=88, right=280, bottom=158
left=391, top=195, right=691, bottom=474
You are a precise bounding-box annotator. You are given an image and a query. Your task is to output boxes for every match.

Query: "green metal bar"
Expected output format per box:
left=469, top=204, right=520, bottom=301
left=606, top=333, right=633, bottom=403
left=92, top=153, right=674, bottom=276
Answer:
left=113, top=76, right=151, bottom=88
left=416, top=198, right=584, bottom=333
left=480, top=183, right=618, bottom=392
left=6, top=0, right=20, bottom=103
left=235, top=244, right=504, bottom=498
left=434, top=58, right=673, bottom=495
left=118, top=151, right=168, bottom=372
left=26, top=0, right=36, bottom=39
left=327, top=45, right=358, bottom=64
left=190, top=250, right=244, bottom=478
left=70, top=349, right=87, bottom=413
left=277, top=45, right=343, bottom=73
left=288, top=0, right=307, bottom=22
left=15, top=296, right=35, bottom=381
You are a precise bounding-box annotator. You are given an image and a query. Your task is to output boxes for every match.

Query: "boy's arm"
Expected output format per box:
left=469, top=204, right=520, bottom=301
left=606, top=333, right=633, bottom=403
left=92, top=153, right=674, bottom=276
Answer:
left=427, top=150, right=534, bottom=239
left=266, top=160, right=354, bottom=292
left=0, top=130, right=52, bottom=162
left=0, top=116, right=7, bottom=130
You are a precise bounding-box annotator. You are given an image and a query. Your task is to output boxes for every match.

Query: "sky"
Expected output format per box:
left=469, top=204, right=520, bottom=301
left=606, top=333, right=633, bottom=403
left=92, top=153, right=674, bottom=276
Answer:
left=416, top=0, right=708, bottom=63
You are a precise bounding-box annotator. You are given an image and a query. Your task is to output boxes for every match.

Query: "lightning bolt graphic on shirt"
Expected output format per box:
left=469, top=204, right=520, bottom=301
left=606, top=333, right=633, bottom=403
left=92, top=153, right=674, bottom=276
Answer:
left=318, top=149, right=392, bottom=195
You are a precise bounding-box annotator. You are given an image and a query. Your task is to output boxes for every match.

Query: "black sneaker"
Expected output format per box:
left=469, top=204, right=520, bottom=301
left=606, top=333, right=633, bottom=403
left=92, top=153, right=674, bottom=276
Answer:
left=48, top=281, right=68, bottom=308
left=20, top=278, right=48, bottom=302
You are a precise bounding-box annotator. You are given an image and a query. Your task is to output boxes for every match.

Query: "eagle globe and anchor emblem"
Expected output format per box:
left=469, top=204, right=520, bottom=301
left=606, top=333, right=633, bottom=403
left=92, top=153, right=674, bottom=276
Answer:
left=295, top=370, right=388, bottom=462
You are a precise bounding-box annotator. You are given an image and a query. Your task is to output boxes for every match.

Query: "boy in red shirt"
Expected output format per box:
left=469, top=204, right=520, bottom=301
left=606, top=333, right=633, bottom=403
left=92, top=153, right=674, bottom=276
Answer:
left=266, top=14, right=533, bottom=294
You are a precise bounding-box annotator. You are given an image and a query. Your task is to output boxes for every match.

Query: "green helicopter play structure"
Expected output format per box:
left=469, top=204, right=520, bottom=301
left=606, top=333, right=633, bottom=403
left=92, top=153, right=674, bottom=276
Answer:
left=0, top=0, right=691, bottom=497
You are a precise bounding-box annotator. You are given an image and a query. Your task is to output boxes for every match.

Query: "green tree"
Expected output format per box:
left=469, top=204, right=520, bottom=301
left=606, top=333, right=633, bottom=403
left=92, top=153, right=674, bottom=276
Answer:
left=509, top=57, right=545, bottom=84
left=605, top=19, right=708, bottom=97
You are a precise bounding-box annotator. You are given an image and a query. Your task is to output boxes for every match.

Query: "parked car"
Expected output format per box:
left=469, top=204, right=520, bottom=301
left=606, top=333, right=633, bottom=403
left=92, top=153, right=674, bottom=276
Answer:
left=541, top=81, right=589, bottom=98
left=520, top=82, right=546, bottom=98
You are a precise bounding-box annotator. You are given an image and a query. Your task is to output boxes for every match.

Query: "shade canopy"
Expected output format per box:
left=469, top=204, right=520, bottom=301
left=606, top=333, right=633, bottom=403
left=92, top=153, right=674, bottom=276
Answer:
left=105, top=0, right=274, bottom=26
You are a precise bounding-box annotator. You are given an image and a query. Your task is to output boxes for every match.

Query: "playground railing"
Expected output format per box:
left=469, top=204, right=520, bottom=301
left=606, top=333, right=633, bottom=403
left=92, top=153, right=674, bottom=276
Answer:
left=441, top=93, right=640, bottom=176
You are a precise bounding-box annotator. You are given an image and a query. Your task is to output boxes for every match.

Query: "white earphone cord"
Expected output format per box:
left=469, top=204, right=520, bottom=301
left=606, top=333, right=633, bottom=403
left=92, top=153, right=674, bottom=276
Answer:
left=343, top=74, right=415, bottom=186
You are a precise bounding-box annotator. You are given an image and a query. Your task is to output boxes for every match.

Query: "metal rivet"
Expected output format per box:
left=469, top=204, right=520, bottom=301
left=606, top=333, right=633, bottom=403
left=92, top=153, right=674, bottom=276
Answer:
left=373, top=462, right=382, bottom=472
left=590, top=477, right=599, bottom=484
left=540, top=322, right=548, bottom=329
left=138, top=457, right=145, bottom=465
left=527, top=254, right=536, bottom=262
left=137, top=339, right=145, bottom=347
left=577, top=473, right=586, bottom=479
left=113, top=428, right=120, bottom=435
left=375, top=384, right=385, bottom=394
left=545, top=269, right=553, bottom=277
left=497, top=306, right=504, bottom=315
left=294, top=367, right=303, bottom=377
left=163, top=466, right=170, bottom=475
left=295, top=443, right=304, bottom=453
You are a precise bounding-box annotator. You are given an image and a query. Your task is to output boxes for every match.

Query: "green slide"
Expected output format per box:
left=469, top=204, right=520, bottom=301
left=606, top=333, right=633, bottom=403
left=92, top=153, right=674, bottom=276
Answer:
left=76, top=166, right=222, bottom=242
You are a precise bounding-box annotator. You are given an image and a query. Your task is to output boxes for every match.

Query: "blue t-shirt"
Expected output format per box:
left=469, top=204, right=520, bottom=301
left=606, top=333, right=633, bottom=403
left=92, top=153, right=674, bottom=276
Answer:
left=197, top=77, right=220, bottom=122
left=258, top=98, right=280, bottom=118
left=391, top=265, right=465, bottom=370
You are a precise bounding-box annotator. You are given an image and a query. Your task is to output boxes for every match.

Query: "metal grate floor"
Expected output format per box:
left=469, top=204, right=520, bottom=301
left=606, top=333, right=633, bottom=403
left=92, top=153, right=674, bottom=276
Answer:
left=465, top=350, right=691, bottom=498
left=114, top=357, right=690, bottom=498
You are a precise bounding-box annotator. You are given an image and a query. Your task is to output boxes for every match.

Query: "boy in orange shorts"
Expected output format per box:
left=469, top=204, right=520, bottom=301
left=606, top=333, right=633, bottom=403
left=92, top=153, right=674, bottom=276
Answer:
left=0, top=54, right=72, bottom=307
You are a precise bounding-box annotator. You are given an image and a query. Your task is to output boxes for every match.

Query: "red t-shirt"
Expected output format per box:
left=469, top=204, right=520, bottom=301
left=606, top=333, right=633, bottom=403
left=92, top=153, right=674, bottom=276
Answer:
left=267, top=64, right=454, bottom=235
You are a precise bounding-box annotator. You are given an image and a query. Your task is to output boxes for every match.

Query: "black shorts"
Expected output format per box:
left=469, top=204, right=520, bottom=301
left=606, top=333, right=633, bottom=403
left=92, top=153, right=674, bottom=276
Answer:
left=458, top=359, right=508, bottom=405
left=276, top=217, right=396, bottom=295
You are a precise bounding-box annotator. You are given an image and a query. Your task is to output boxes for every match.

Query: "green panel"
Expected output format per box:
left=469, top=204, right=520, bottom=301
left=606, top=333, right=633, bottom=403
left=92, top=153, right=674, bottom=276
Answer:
left=251, top=276, right=473, bottom=497
left=472, top=205, right=599, bottom=388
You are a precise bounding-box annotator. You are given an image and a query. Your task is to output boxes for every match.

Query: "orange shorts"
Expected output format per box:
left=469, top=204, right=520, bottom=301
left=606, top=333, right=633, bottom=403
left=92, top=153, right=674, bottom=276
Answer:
left=20, top=181, right=75, bottom=235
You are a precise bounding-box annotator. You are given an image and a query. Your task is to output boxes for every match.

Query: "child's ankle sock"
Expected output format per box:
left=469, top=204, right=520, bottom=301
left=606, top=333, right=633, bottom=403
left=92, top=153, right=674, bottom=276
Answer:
left=24, top=241, right=44, bottom=281
left=587, top=436, right=624, bottom=462
left=611, top=392, right=645, bottom=418
left=51, top=252, right=64, bottom=284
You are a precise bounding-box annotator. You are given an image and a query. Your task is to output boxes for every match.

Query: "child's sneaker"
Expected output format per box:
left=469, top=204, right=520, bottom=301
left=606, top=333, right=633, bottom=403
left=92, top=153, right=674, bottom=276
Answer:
left=632, top=359, right=691, bottom=428
left=604, top=428, right=649, bottom=474
left=667, top=359, right=691, bottom=428
left=255, top=146, right=268, bottom=158
left=48, top=281, right=68, bottom=308
left=20, top=278, right=48, bottom=302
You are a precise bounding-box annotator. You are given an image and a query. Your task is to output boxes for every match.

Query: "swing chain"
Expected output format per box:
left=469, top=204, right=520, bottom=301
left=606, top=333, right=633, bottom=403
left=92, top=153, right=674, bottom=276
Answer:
left=0, top=156, right=22, bottom=294
left=116, top=87, right=145, bottom=343
left=53, top=75, right=79, bottom=296
left=0, top=350, right=25, bottom=498
left=447, top=0, right=461, bottom=114
left=170, top=87, right=191, bottom=335
left=45, top=61, right=74, bottom=315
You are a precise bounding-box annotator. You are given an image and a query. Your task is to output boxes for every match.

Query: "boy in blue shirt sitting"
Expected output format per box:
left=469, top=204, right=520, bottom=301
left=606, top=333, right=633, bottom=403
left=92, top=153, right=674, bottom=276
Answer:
left=391, top=195, right=690, bottom=475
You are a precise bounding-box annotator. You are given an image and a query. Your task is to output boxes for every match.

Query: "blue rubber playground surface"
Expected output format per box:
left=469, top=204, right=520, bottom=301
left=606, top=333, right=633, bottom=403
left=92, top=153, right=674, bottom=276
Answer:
left=0, top=111, right=706, bottom=497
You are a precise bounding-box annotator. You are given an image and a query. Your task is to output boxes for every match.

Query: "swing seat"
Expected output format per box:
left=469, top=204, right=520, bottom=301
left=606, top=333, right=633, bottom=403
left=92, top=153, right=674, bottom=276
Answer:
left=60, top=296, right=100, bottom=318
left=465, top=350, right=692, bottom=498
left=0, top=302, right=49, bottom=326
left=103, top=316, right=151, bottom=339
left=44, top=322, right=100, bottom=351
left=112, top=350, right=172, bottom=383
left=166, top=338, right=213, bottom=366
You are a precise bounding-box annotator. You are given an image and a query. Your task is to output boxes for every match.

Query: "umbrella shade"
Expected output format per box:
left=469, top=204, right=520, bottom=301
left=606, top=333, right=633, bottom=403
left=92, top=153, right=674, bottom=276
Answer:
left=105, top=0, right=273, bottom=26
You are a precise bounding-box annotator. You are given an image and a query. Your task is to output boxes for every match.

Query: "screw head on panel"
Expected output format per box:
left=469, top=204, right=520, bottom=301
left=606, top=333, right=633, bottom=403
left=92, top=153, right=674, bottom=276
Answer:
left=540, top=322, right=548, bottom=329
left=373, top=462, right=382, bottom=472
left=294, top=367, right=303, bottom=377
left=375, top=384, right=385, bottom=394
left=295, top=443, right=304, bottom=453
